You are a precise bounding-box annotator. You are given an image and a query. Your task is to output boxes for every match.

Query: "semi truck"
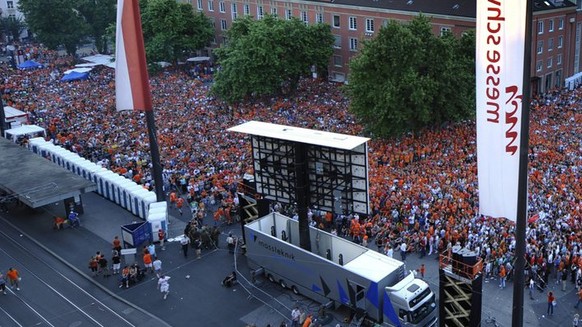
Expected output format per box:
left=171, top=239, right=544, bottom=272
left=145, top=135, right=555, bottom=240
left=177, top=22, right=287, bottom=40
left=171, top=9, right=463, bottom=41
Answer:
left=244, top=212, right=438, bottom=327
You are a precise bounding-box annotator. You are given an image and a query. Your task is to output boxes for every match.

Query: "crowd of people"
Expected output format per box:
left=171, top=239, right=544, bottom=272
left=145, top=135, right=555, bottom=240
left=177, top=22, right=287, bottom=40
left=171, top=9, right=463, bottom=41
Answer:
left=1, top=44, right=580, bottom=301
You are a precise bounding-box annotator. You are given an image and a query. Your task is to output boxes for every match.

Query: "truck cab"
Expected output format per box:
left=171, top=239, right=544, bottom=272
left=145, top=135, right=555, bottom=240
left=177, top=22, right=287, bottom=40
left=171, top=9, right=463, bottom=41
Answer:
left=385, top=273, right=438, bottom=327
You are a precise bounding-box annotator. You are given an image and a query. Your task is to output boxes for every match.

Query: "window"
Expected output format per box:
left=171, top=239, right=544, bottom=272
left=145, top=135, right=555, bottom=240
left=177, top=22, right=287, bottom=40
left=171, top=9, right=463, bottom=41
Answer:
left=536, top=60, right=542, bottom=72
left=333, top=35, right=341, bottom=48
left=257, top=6, right=264, bottom=19
left=333, top=55, right=342, bottom=67
left=197, top=0, right=203, bottom=10
left=231, top=3, right=237, bottom=19
left=440, top=27, right=451, bottom=36
left=219, top=1, right=225, bottom=13
left=7, top=1, right=13, bottom=9
left=8, top=14, right=15, bottom=20
left=316, top=12, right=324, bottom=24
left=349, top=37, right=358, bottom=51
left=349, top=16, right=357, bottom=30
left=301, top=11, right=308, bottom=25
left=559, top=18, right=564, bottom=30
left=285, top=9, right=292, bottom=20
left=333, top=15, right=340, bottom=28
left=208, top=0, right=214, bottom=11
left=558, top=36, right=563, bottom=48
left=537, top=40, right=543, bottom=54
left=549, top=20, right=554, bottom=32
left=557, top=54, right=562, bottom=65
left=221, top=19, right=227, bottom=30
left=548, top=38, right=554, bottom=51
left=366, top=18, right=374, bottom=33
left=271, top=7, right=278, bottom=16
left=537, top=20, right=544, bottom=34
left=244, top=4, right=250, bottom=16
left=547, top=57, right=553, bottom=68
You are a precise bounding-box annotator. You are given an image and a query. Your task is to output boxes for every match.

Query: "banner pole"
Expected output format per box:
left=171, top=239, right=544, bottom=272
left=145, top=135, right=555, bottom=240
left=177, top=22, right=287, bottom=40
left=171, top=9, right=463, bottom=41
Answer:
left=511, top=0, right=533, bottom=326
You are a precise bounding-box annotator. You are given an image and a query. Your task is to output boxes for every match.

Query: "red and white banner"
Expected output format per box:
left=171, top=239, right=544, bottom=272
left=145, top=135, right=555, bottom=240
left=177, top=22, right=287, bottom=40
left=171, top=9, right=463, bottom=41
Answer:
left=115, top=0, right=152, bottom=111
left=476, top=0, right=527, bottom=222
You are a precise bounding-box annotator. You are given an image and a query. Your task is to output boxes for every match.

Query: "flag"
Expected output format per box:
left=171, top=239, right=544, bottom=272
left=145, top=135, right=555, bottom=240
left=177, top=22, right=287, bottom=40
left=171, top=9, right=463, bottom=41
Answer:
left=115, top=0, right=152, bottom=111
left=476, top=0, right=527, bottom=222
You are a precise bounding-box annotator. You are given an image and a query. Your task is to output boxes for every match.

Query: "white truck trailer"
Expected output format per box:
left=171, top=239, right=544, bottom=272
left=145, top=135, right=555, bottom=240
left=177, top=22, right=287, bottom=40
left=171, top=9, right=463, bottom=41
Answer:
left=244, top=212, right=438, bottom=326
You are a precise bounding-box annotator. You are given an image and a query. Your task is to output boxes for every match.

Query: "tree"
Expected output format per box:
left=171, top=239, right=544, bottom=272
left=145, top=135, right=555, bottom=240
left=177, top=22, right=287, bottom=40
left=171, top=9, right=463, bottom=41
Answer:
left=18, top=0, right=89, bottom=55
left=0, top=16, right=26, bottom=42
left=345, top=16, right=475, bottom=137
left=140, top=0, right=214, bottom=63
left=211, top=15, right=334, bottom=103
left=74, top=0, right=116, bottom=53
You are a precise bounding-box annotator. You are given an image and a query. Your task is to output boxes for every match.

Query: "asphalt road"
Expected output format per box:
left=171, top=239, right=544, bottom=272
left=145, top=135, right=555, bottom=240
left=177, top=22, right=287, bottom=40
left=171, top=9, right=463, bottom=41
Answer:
left=0, top=217, right=158, bottom=327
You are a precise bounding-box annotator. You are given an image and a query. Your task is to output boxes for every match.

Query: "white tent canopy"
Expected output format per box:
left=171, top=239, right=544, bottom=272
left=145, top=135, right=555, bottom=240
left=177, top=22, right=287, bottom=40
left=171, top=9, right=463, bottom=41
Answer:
left=81, top=54, right=115, bottom=69
left=186, top=56, right=210, bottom=63
left=64, top=67, right=93, bottom=74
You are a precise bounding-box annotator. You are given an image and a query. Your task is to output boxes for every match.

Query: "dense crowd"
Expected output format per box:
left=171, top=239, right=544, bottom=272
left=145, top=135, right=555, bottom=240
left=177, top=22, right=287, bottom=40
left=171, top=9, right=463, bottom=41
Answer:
left=1, top=45, right=580, bottom=291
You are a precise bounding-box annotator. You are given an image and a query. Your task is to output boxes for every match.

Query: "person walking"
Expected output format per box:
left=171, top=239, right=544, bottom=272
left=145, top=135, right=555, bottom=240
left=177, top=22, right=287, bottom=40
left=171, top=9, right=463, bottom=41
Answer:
left=112, top=251, right=121, bottom=275
left=180, top=235, right=190, bottom=257
left=0, top=271, right=7, bottom=294
left=193, top=237, right=202, bottom=259
left=573, top=313, right=579, bottom=327
left=529, top=278, right=535, bottom=300
left=98, top=254, right=110, bottom=277
left=290, top=307, right=301, bottom=327
left=143, top=250, right=154, bottom=273
left=400, top=242, right=407, bottom=261
left=153, top=258, right=162, bottom=277
left=157, top=274, right=171, bottom=300
left=89, top=255, right=99, bottom=277
left=158, top=229, right=166, bottom=251
left=6, top=268, right=20, bottom=291
left=547, top=291, right=555, bottom=316
left=575, top=288, right=582, bottom=308
left=499, top=265, right=507, bottom=289
left=112, top=236, right=122, bottom=254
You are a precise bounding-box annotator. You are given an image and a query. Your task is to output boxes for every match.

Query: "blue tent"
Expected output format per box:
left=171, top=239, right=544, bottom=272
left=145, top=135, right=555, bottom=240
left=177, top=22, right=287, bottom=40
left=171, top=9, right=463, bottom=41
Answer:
left=61, top=71, right=89, bottom=82
left=18, top=60, right=43, bottom=69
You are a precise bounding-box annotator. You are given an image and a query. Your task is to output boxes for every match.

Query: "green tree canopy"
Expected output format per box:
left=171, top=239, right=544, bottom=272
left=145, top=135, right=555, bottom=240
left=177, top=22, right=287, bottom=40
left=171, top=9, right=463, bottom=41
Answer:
left=345, top=15, right=475, bottom=137
left=140, top=0, right=214, bottom=63
left=211, top=15, right=334, bottom=103
left=18, top=0, right=89, bottom=55
left=75, top=0, right=116, bottom=53
left=0, top=16, right=26, bottom=42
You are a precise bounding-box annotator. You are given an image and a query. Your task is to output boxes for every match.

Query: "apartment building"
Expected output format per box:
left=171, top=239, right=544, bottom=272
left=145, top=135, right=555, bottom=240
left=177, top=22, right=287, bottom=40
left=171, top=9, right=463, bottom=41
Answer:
left=186, top=0, right=582, bottom=93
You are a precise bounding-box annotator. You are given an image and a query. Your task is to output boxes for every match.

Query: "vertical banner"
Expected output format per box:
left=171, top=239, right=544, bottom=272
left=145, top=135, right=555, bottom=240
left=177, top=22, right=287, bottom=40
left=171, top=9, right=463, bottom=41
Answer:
left=476, top=0, right=527, bottom=222
left=115, top=0, right=152, bottom=111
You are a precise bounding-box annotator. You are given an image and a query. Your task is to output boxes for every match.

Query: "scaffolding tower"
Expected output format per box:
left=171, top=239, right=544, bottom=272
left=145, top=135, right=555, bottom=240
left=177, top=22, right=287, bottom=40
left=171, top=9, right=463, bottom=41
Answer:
left=438, top=246, right=484, bottom=327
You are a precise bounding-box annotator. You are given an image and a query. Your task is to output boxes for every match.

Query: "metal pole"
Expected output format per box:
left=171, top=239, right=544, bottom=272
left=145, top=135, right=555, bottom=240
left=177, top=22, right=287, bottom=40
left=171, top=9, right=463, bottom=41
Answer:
left=512, top=1, right=533, bottom=326
left=144, top=110, right=165, bottom=202
left=295, top=142, right=311, bottom=251
left=0, top=87, right=7, bottom=136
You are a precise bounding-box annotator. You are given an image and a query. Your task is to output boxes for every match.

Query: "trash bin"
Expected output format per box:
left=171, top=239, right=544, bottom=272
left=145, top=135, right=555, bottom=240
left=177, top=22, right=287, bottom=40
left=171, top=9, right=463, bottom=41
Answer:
left=121, top=221, right=152, bottom=249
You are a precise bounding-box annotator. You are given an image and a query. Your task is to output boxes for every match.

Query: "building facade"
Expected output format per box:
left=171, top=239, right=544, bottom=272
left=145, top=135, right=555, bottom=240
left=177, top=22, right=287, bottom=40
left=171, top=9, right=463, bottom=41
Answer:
left=186, top=0, right=582, bottom=93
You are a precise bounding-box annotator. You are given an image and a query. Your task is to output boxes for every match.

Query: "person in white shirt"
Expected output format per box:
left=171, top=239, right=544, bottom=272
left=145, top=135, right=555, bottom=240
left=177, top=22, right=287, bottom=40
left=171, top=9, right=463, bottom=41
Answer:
left=157, top=274, right=171, bottom=300
left=400, top=242, right=407, bottom=261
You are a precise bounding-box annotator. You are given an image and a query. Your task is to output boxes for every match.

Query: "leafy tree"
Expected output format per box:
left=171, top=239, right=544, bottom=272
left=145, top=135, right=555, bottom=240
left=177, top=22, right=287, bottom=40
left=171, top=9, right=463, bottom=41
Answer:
left=140, top=0, right=214, bottom=63
left=18, top=0, right=89, bottom=55
left=0, top=16, right=26, bottom=42
left=74, top=0, right=116, bottom=53
left=345, top=15, right=475, bottom=137
left=212, top=15, right=334, bottom=103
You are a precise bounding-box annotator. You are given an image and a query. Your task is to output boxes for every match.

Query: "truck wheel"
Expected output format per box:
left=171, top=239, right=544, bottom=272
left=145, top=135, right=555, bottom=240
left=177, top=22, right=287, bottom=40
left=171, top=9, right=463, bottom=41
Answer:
left=291, top=285, right=300, bottom=295
left=279, top=280, right=287, bottom=289
left=267, top=274, right=275, bottom=283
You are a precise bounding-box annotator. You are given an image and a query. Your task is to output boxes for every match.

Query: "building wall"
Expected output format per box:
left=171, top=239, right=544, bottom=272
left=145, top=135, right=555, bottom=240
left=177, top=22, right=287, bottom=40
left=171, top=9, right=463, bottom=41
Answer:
left=0, top=0, right=24, bottom=20
left=189, top=0, right=580, bottom=91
